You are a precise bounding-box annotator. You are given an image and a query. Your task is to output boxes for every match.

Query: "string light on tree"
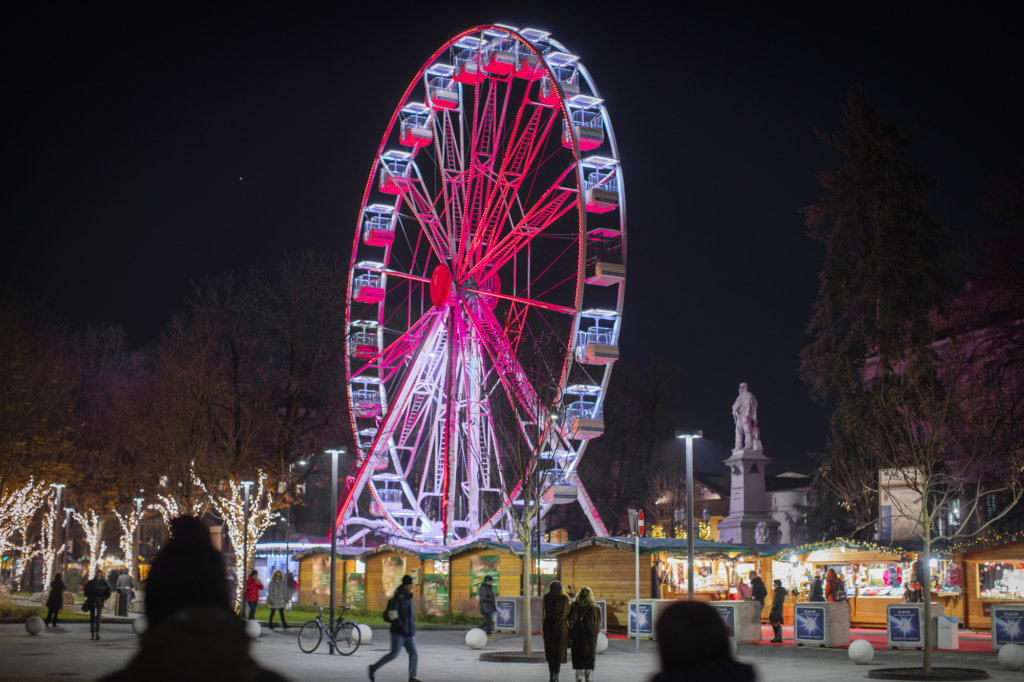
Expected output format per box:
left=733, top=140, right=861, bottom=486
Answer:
left=0, top=478, right=48, bottom=560
left=148, top=494, right=181, bottom=531
left=73, top=510, right=106, bottom=575
left=114, top=506, right=143, bottom=578
left=200, top=472, right=279, bottom=611
left=39, top=488, right=64, bottom=587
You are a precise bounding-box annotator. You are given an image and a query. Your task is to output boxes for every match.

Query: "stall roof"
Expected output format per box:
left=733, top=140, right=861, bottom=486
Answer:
left=442, top=540, right=565, bottom=559
left=548, top=536, right=756, bottom=558
left=357, top=544, right=448, bottom=561
left=757, top=538, right=912, bottom=560
left=941, top=534, right=1023, bottom=556
left=291, top=546, right=367, bottom=562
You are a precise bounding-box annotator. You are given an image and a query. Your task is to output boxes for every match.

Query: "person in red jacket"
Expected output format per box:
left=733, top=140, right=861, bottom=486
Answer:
left=824, top=569, right=844, bottom=602
left=244, top=570, right=263, bottom=620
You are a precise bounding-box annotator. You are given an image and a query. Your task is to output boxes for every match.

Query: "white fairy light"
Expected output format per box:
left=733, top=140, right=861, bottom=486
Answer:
left=200, top=472, right=279, bottom=611
left=73, top=510, right=107, bottom=575
left=0, top=478, right=48, bottom=558
left=39, top=490, right=64, bottom=587
left=148, top=495, right=181, bottom=530
left=114, top=506, right=143, bottom=578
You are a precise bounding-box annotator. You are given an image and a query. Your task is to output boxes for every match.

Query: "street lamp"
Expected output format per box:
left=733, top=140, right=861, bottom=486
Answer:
left=284, top=459, right=310, bottom=595
left=240, top=481, right=254, bottom=609
left=62, top=507, right=73, bottom=577
left=133, top=497, right=144, bottom=586
left=675, top=430, right=703, bottom=601
left=325, top=448, right=346, bottom=655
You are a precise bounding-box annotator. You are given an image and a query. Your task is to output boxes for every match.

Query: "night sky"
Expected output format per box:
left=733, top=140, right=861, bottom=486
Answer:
left=3, top=3, right=1021, bottom=476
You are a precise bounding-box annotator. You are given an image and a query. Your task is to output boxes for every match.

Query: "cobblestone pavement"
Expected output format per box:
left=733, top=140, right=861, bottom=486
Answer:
left=0, top=623, right=1016, bottom=682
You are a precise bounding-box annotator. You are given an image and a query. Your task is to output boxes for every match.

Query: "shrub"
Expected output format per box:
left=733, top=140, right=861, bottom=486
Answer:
left=0, top=599, right=41, bottom=619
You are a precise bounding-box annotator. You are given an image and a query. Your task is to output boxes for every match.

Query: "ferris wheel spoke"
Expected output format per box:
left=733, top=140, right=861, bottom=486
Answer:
left=389, top=161, right=451, bottom=263
left=351, top=308, right=441, bottom=383
left=466, top=99, right=558, bottom=273
left=338, top=312, right=448, bottom=530
left=464, top=161, right=578, bottom=285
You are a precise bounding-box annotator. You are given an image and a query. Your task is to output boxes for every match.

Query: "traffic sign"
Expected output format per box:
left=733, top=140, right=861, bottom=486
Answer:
left=638, top=510, right=645, bottom=537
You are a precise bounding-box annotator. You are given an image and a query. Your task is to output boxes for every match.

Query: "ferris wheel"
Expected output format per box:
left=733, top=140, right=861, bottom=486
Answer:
left=338, top=24, right=626, bottom=545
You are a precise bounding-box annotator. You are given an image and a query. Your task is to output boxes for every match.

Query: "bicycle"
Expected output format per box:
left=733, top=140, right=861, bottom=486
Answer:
left=297, top=603, right=361, bottom=655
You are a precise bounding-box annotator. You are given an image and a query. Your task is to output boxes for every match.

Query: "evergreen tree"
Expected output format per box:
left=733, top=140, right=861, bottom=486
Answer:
left=800, top=85, right=949, bottom=535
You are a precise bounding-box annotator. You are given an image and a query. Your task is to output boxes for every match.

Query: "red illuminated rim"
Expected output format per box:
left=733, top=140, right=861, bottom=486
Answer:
left=339, top=25, right=626, bottom=545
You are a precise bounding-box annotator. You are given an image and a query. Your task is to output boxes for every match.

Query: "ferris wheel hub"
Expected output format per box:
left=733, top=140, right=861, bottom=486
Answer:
left=429, top=263, right=453, bottom=307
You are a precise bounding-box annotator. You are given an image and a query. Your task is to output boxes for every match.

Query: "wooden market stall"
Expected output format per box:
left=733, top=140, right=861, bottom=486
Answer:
left=293, top=547, right=366, bottom=608
left=551, top=537, right=754, bottom=632
left=359, top=544, right=446, bottom=613
left=444, top=541, right=523, bottom=615
left=758, top=539, right=964, bottom=627
left=948, top=535, right=1024, bottom=631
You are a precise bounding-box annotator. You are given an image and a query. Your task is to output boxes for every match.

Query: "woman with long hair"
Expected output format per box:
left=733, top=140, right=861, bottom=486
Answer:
left=266, top=569, right=289, bottom=630
left=567, top=586, right=602, bottom=681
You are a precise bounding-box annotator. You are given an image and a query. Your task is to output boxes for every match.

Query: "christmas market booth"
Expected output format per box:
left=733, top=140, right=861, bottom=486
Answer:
left=442, top=541, right=527, bottom=615
left=550, top=537, right=755, bottom=633
left=293, top=546, right=367, bottom=608
left=358, top=544, right=447, bottom=613
left=757, top=539, right=965, bottom=627
left=947, top=534, right=1024, bottom=632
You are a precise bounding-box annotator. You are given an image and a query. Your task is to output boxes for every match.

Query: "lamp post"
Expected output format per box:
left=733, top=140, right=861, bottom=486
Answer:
left=62, top=507, right=73, bottom=577
left=51, top=485, right=65, bottom=579
left=675, top=430, right=703, bottom=600
left=133, top=497, right=144, bottom=586
left=326, top=448, right=345, bottom=655
left=240, top=480, right=254, bottom=611
left=284, top=460, right=307, bottom=586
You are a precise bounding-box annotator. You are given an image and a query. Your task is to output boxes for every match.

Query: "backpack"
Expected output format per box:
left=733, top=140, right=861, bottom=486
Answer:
left=835, top=582, right=847, bottom=601
left=382, top=594, right=400, bottom=623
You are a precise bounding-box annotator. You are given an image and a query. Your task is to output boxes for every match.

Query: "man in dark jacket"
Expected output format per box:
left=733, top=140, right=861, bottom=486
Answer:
left=478, top=574, right=496, bottom=641
left=369, top=575, right=421, bottom=682
left=748, top=571, right=767, bottom=624
left=809, top=571, right=824, bottom=602
left=83, top=571, right=112, bottom=640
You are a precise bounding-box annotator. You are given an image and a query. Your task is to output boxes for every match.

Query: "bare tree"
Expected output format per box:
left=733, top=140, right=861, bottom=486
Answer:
left=855, top=328, right=1024, bottom=673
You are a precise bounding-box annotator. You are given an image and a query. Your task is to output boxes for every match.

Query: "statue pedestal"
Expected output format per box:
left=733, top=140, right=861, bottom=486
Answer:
left=717, top=514, right=780, bottom=545
left=717, top=447, right=780, bottom=545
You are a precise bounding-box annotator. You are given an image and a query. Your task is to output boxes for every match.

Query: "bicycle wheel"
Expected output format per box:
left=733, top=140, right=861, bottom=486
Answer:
left=298, top=620, right=322, bottom=653
left=333, top=620, right=361, bottom=656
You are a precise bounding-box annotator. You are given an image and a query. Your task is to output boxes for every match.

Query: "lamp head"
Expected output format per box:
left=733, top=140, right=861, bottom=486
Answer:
left=675, top=430, right=703, bottom=439
left=52, top=483, right=66, bottom=489
left=298, top=460, right=307, bottom=466
left=241, top=480, right=254, bottom=488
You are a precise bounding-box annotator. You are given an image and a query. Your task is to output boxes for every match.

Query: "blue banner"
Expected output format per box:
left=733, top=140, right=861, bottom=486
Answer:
left=630, top=603, right=653, bottom=635
left=993, top=607, right=1024, bottom=647
left=795, top=605, right=825, bottom=641
left=889, top=606, right=922, bottom=643
left=714, top=604, right=735, bottom=637
left=495, top=598, right=516, bottom=630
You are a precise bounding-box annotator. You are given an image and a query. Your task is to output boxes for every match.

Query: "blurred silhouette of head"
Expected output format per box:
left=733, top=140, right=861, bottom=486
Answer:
left=655, top=601, right=731, bottom=670
left=145, top=515, right=228, bottom=628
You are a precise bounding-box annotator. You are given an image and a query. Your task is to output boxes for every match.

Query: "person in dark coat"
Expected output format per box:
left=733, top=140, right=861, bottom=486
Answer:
left=824, top=568, right=844, bottom=602
left=748, top=571, right=767, bottom=623
left=543, top=580, right=570, bottom=682
left=369, top=575, right=420, bottom=682
left=653, top=601, right=756, bottom=682
left=478, top=574, right=496, bottom=640
left=808, top=571, right=824, bottom=602
left=768, top=579, right=786, bottom=643
left=44, top=573, right=66, bottom=627
left=567, top=586, right=601, bottom=682
left=83, top=570, right=112, bottom=640
left=98, top=515, right=287, bottom=682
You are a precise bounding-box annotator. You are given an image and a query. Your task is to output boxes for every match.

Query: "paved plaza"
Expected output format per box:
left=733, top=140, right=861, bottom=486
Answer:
left=0, top=623, right=1018, bottom=682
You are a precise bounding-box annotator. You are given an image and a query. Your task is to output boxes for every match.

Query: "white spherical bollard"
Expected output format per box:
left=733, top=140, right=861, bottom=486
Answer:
left=465, top=628, right=487, bottom=649
left=999, top=643, right=1024, bottom=671
left=25, top=616, right=44, bottom=635
left=357, top=623, right=373, bottom=645
left=728, top=636, right=738, bottom=658
left=132, top=615, right=147, bottom=636
left=245, top=619, right=262, bottom=639
left=848, top=639, right=874, bottom=665
left=596, top=632, right=609, bottom=654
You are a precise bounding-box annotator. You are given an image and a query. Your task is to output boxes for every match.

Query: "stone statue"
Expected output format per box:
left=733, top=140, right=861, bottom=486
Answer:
left=732, top=383, right=762, bottom=450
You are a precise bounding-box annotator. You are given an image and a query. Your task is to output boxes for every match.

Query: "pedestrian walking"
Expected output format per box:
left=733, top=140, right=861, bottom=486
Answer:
left=285, top=571, right=296, bottom=611
left=478, top=574, right=496, bottom=641
left=83, top=570, right=112, bottom=640
left=748, top=571, right=767, bottom=623
left=542, top=580, right=570, bottom=682
left=44, top=573, right=66, bottom=627
left=266, top=570, right=288, bottom=630
left=97, top=515, right=287, bottom=682
left=824, top=569, right=844, bottom=602
left=244, top=570, right=262, bottom=620
left=652, top=601, right=755, bottom=682
left=808, top=571, right=824, bottom=602
left=368, top=574, right=421, bottom=682
left=116, top=568, right=134, bottom=609
left=768, top=579, right=786, bottom=643
left=66, top=567, right=82, bottom=595
left=567, top=586, right=601, bottom=682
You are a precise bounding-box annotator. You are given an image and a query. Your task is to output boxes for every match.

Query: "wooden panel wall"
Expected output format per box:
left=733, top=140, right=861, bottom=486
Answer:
left=449, top=549, right=522, bottom=615
left=364, top=552, right=426, bottom=612
left=557, top=546, right=652, bottom=632
left=296, top=555, right=348, bottom=606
